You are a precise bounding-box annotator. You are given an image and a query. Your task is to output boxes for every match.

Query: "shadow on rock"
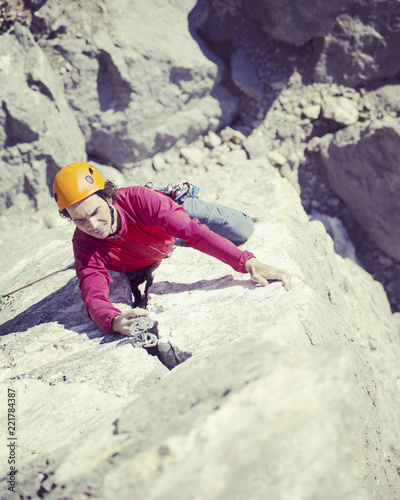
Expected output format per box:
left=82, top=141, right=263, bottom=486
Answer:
left=0, top=274, right=255, bottom=341
left=0, top=277, right=109, bottom=341
left=150, top=274, right=256, bottom=295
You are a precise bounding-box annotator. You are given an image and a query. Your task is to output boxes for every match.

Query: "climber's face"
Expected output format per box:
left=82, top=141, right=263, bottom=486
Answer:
left=67, top=193, right=112, bottom=239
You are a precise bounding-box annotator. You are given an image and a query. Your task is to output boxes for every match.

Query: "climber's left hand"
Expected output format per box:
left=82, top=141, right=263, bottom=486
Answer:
left=245, top=258, right=292, bottom=291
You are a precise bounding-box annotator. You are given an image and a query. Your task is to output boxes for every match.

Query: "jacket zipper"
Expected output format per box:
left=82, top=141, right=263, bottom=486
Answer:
left=118, top=235, right=168, bottom=259
left=148, top=245, right=166, bottom=255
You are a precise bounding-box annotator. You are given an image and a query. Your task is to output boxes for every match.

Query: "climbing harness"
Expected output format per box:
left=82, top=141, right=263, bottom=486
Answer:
left=145, top=181, right=200, bottom=205
left=126, top=262, right=161, bottom=309
left=127, top=180, right=200, bottom=308
left=129, top=316, right=158, bottom=348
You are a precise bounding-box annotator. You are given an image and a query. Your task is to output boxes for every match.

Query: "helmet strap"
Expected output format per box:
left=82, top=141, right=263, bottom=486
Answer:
left=107, top=202, right=117, bottom=240
left=98, top=192, right=117, bottom=240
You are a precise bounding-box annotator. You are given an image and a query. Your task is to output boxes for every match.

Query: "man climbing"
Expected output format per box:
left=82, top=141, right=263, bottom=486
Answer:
left=53, top=162, right=292, bottom=336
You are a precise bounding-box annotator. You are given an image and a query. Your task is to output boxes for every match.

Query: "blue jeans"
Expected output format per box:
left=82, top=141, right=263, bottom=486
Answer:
left=182, top=198, right=254, bottom=245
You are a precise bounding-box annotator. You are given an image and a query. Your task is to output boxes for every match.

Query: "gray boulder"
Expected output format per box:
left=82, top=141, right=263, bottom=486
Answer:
left=241, top=0, right=400, bottom=86
left=243, top=0, right=349, bottom=46
left=230, top=48, right=264, bottom=100
left=31, top=0, right=239, bottom=169
left=368, top=84, right=400, bottom=115
left=320, top=117, right=400, bottom=261
left=0, top=24, right=85, bottom=214
left=314, top=1, right=400, bottom=85
left=321, top=95, right=359, bottom=125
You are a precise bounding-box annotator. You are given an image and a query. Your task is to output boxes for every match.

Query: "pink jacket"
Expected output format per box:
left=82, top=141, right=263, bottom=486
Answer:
left=73, top=186, right=255, bottom=334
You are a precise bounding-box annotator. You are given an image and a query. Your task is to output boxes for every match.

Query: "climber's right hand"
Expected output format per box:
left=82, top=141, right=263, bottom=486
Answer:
left=112, top=308, right=149, bottom=336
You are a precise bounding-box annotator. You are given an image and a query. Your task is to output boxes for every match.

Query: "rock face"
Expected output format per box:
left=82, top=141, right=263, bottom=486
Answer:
left=243, top=0, right=349, bottom=46
left=31, top=0, right=238, bottom=169
left=0, top=0, right=238, bottom=213
left=314, top=1, right=400, bottom=85
left=0, top=23, right=85, bottom=213
left=1, top=159, right=400, bottom=499
left=231, top=0, right=400, bottom=85
left=1, top=0, right=400, bottom=498
left=320, top=117, right=400, bottom=261
left=310, top=212, right=358, bottom=262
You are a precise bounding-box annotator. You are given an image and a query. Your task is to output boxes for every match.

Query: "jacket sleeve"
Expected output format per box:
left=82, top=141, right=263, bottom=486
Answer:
left=166, top=209, right=256, bottom=273
left=134, top=187, right=256, bottom=273
left=73, top=238, right=121, bottom=334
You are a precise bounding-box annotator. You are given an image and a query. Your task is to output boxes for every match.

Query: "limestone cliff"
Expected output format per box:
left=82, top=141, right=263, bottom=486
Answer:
left=1, top=0, right=400, bottom=498
left=1, top=159, right=400, bottom=499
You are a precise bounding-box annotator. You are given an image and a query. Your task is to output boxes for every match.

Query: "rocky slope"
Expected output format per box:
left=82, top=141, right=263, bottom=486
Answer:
left=1, top=158, right=400, bottom=499
left=1, top=0, right=400, bottom=498
left=2, top=0, right=399, bottom=309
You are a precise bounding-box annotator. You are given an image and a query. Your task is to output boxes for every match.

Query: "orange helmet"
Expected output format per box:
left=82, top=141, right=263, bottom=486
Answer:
left=53, top=162, right=105, bottom=210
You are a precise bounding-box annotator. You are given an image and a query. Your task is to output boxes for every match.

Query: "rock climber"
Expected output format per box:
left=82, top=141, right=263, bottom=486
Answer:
left=53, top=161, right=292, bottom=336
